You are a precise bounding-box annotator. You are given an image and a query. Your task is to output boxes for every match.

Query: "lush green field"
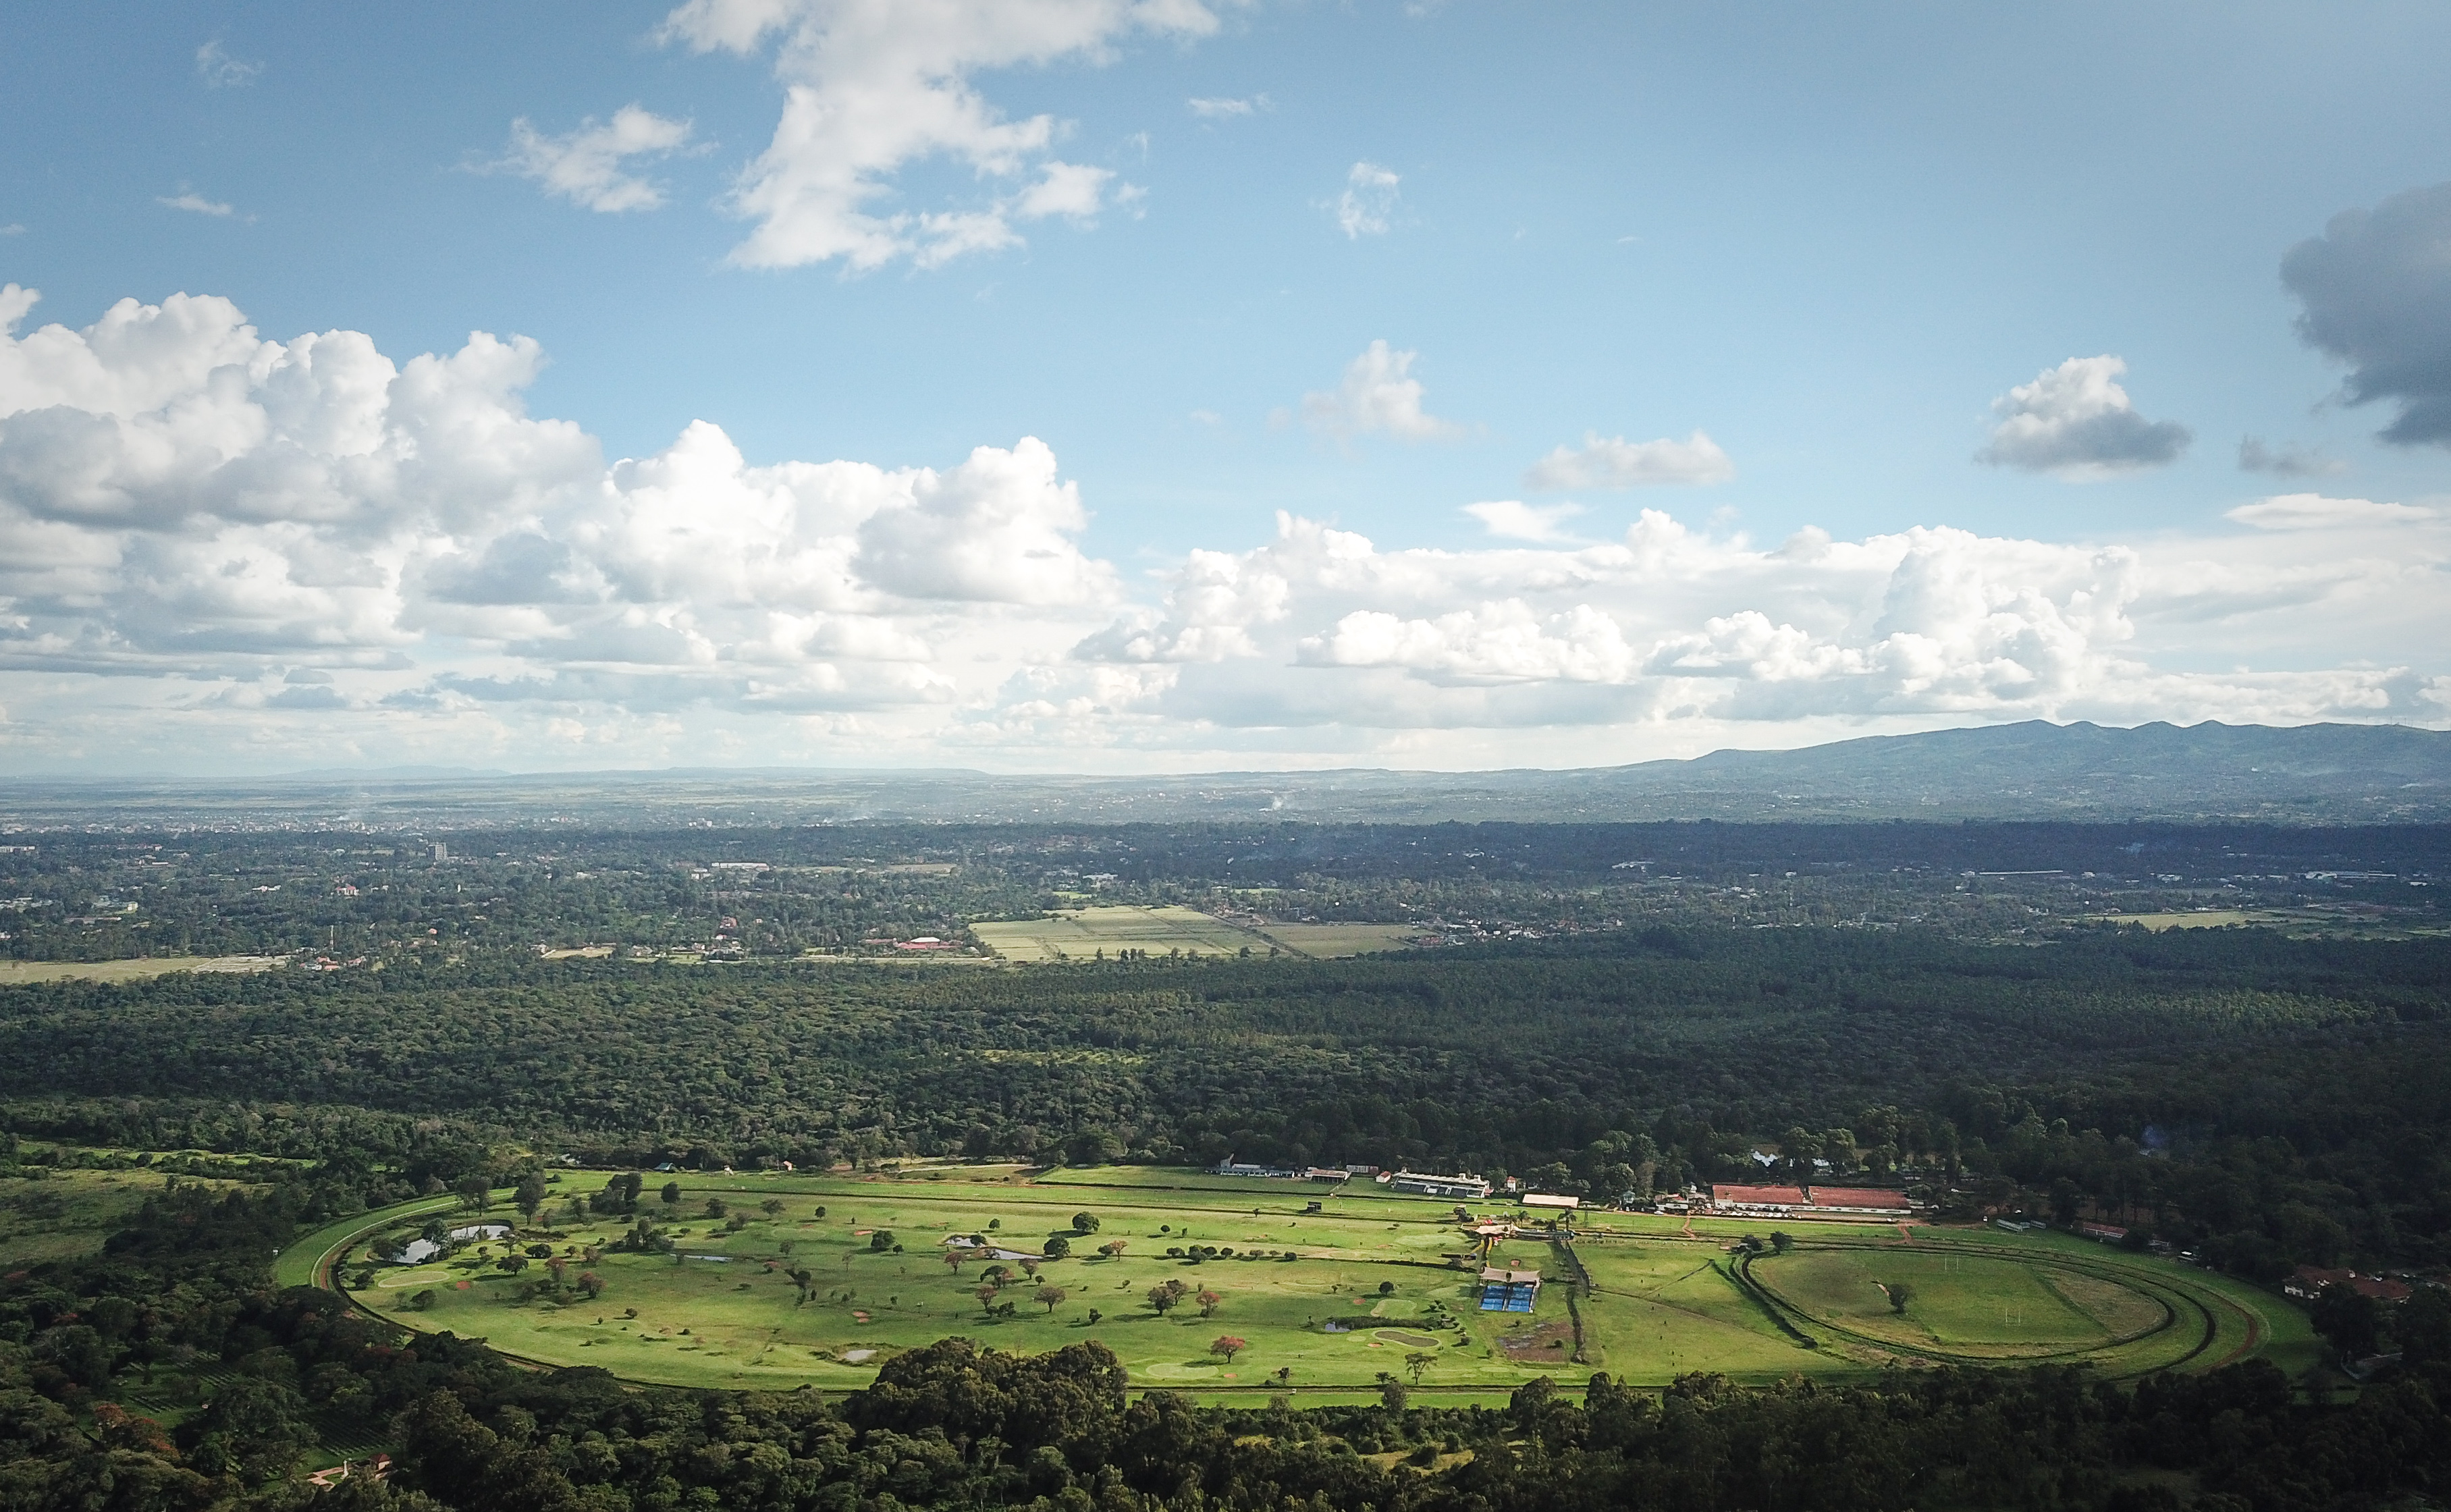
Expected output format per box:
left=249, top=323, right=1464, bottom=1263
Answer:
left=319, top=1168, right=2309, bottom=1397
left=969, top=907, right=1423, bottom=963
left=1250, top=923, right=1427, bottom=959
left=971, top=906, right=1272, bottom=962
left=1734, top=1227, right=2319, bottom=1378
left=0, top=1168, right=248, bottom=1268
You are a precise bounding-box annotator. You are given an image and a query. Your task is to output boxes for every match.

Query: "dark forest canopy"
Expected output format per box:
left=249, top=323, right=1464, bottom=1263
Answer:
left=4, top=813, right=2451, bottom=1510
left=6, top=926, right=2451, bottom=1277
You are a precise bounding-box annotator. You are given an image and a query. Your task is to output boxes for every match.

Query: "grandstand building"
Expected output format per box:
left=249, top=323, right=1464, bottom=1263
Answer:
left=1706, top=1183, right=1915, bottom=1216
left=1388, top=1170, right=1492, bottom=1199
left=1711, top=1183, right=1808, bottom=1213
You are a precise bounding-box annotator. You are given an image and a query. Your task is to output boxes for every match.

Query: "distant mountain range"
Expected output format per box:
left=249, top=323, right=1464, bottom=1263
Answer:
left=3, top=721, right=2447, bottom=828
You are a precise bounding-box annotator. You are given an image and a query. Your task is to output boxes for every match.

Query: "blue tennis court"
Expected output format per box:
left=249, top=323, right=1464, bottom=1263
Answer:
left=1478, top=1283, right=1536, bottom=1312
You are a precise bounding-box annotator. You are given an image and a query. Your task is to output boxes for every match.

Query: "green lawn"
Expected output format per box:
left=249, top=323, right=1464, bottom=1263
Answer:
left=323, top=1169, right=2311, bottom=1396
left=0, top=1169, right=245, bottom=1268
left=1754, top=1247, right=2136, bottom=1356
left=971, top=906, right=1272, bottom=963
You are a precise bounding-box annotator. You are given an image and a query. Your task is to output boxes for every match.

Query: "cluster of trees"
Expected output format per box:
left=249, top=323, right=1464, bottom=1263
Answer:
left=0, top=930, right=2448, bottom=1507
left=8, top=819, right=2440, bottom=961
left=5, top=925, right=2451, bottom=1278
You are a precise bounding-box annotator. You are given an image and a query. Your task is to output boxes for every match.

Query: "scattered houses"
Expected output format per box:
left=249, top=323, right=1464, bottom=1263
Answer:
left=2285, top=1265, right=2413, bottom=1303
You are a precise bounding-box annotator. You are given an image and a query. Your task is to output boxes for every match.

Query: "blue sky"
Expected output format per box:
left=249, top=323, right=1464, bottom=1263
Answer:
left=0, top=1, right=2446, bottom=774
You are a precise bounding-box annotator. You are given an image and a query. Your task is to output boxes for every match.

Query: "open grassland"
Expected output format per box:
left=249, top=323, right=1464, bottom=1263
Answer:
left=1250, top=923, right=1426, bottom=958
left=1735, top=1227, right=2316, bottom=1377
left=2094, top=909, right=2450, bottom=940
left=0, top=954, right=285, bottom=986
left=0, top=1168, right=249, bottom=1268
left=339, top=1170, right=1515, bottom=1394
left=319, top=1168, right=2305, bottom=1397
left=971, top=907, right=1422, bottom=963
left=971, top=907, right=1270, bottom=962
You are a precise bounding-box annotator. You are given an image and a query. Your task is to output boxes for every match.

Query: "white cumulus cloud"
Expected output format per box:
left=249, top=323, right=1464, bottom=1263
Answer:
left=2226, top=493, right=2437, bottom=530
left=1463, top=500, right=1585, bottom=542
left=1977, top=354, right=2192, bottom=479
left=1523, top=431, right=1733, bottom=491
left=1, top=284, right=2442, bottom=772
left=495, top=105, right=696, bottom=213
left=1335, top=161, right=1400, bottom=238
left=1301, top=341, right=1457, bottom=440
left=1188, top=94, right=1266, bottom=118
left=1056, top=502, right=2448, bottom=742
left=656, top=0, right=1214, bottom=271
left=0, top=285, right=1115, bottom=731
left=194, top=40, right=262, bottom=88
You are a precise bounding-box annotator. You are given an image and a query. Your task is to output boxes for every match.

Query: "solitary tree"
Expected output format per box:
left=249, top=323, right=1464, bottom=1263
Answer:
left=1885, top=1282, right=1912, bottom=1315
left=1099, top=1240, right=1127, bottom=1260
left=975, top=1285, right=1002, bottom=1318
left=1771, top=1231, right=1794, bottom=1254
left=1086, top=1308, right=1102, bottom=1325
left=1196, top=1289, right=1222, bottom=1318
left=514, top=1173, right=548, bottom=1224
left=944, top=1251, right=966, bottom=1275
left=1403, top=1350, right=1437, bottom=1386
left=1210, top=1335, right=1246, bottom=1365
left=1043, top=1235, right=1071, bottom=1259
left=761, top=1198, right=786, bottom=1218
left=1035, top=1285, right=1068, bottom=1314
left=1148, top=1280, right=1187, bottom=1316
left=577, top=1271, right=604, bottom=1299
left=1073, top=1212, right=1100, bottom=1234
left=1376, top=1372, right=1408, bottom=1412
left=870, top=1229, right=896, bottom=1252
left=452, top=1174, right=491, bottom=1212
left=2312, top=1282, right=2383, bottom=1358
left=662, top=1181, right=682, bottom=1206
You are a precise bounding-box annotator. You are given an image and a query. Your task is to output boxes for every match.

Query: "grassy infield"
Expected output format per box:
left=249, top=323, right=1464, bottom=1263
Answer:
left=969, top=906, right=1419, bottom=963
left=290, top=1165, right=2315, bottom=1408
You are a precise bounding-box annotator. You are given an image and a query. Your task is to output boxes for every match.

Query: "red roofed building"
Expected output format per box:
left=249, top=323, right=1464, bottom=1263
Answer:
left=1806, top=1187, right=1914, bottom=1214
left=2285, top=1266, right=2413, bottom=1303
left=1712, top=1184, right=1808, bottom=1210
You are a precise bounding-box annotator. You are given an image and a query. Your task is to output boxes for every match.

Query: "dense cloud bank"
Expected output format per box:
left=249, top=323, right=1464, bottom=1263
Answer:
left=0, top=286, right=2444, bottom=771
